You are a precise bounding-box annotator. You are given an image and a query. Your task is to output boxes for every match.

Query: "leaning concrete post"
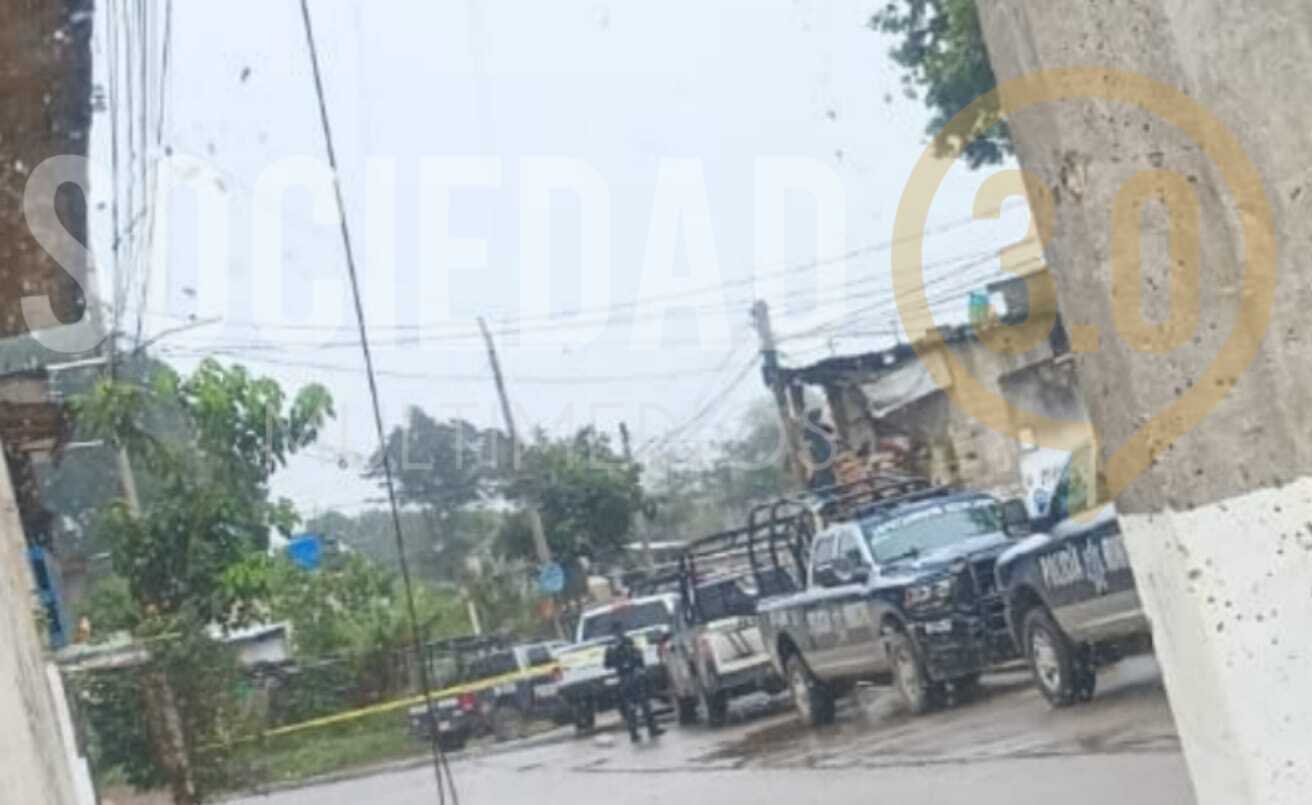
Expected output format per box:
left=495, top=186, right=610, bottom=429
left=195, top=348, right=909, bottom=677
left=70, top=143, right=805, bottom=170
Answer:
left=974, top=2, right=1312, bottom=802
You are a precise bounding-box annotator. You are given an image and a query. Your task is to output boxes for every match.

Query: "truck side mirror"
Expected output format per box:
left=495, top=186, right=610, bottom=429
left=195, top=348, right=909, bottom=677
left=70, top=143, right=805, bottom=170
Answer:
left=1001, top=499, right=1032, bottom=537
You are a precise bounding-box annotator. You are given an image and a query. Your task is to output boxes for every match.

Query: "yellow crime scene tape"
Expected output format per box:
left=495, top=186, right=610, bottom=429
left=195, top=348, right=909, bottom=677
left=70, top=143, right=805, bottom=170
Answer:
left=260, top=661, right=565, bottom=739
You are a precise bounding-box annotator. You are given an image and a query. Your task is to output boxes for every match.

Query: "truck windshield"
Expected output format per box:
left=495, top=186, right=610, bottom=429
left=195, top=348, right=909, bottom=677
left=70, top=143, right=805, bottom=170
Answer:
left=579, top=601, right=672, bottom=641
left=861, top=500, right=1003, bottom=563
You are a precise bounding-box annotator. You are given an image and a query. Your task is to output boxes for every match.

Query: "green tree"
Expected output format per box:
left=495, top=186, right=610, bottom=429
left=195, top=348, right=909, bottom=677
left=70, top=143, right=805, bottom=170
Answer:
left=366, top=409, right=500, bottom=580
left=871, top=0, right=1009, bottom=168
left=305, top=506, right=507, bottom=586
left=497, top=427, right=647, bottom=562
left=256, top=554, right=468, bottom=715
left=462, top=554, right=547, bottom=637
left=73, top=358, right=334, bottom=803
left=75, top=359, right=334, bottom=624
left=40, top=353, right=186, bottom=567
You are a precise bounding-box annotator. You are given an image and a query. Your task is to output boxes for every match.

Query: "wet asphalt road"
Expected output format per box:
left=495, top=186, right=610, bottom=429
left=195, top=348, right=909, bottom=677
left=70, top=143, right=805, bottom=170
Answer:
left=232, top=656, right=1195, bottom=805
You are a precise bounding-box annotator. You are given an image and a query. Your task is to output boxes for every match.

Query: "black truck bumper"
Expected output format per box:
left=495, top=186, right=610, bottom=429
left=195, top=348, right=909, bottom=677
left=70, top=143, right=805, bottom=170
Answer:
left=910, top=613, right=1018, bottom=682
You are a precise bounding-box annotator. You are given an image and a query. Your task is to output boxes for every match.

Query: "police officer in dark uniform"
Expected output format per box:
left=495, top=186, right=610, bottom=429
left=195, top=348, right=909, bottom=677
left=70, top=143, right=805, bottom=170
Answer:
left=603, top=622, right=664, bottom=742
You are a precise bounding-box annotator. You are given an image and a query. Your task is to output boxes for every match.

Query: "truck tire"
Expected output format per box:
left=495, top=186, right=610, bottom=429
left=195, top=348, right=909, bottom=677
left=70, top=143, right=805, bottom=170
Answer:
left=436, top=732, right=467, bottom=753
left=785, top=653, right=835, bottom=727
left=572, top=697, right=596, bottom=734
left=952, top=672, right=982, bottom=703
left=887, top=631, right=940, bottom=715
left=490, top=703, right=527, bottom=742
left=700, top=686, right=730, bottom=727
left=1023, top=607, right=1095, bottom=707
left=676, top=695, right=699, bottom=725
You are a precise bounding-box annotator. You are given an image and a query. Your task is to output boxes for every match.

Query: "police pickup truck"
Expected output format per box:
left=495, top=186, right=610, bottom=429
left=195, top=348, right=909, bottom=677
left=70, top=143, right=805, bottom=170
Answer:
left=659, top=527, right=788, bottom=727
left=997, top=444, right=1152, bottom=705
left=754, top=477, right=1030, bottom=726
left=555, top=594, right=676, bottom=733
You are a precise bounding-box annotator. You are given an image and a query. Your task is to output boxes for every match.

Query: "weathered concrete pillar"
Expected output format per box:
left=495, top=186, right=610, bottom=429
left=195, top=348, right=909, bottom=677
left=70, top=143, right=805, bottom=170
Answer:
left=0, top=443, right=80, bottom=804
left=975, top=2, right=1312, bottom=803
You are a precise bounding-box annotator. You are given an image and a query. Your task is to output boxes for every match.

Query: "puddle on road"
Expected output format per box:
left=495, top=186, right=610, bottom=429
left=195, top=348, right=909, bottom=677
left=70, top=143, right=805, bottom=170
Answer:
left=692, top=661, right=1180, bottom=770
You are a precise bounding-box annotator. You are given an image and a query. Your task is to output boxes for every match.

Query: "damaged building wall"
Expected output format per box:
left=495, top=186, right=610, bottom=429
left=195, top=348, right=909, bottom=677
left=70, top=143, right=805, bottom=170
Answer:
left=790, top=271, right=1093, bottom=500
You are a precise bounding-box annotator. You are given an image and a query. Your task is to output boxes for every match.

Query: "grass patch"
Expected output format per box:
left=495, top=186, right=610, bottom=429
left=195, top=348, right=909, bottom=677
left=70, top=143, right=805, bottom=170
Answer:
left=237, top=709, right=427, bottom=787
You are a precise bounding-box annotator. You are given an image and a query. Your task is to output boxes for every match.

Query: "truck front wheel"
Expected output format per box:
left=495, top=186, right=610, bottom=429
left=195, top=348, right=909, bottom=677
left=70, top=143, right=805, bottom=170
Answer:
left=1024, top=607, right=1095, bottom=706
left=785, top=654, right=835, bottom=727
left=888, top=632, right=940, bottom=715
left=572, top=697, right=596, bottom=734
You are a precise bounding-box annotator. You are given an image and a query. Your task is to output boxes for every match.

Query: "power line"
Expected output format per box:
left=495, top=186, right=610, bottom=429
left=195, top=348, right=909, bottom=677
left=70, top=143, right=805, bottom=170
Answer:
left=146, top=241, right=1017, bottom=356
left=156, top=345, right=759, bottom=385
left=775, top=253, right=1045, bottom=344
left=155, top=0, right=173, bottom=145
left=135, top=209, right=1029, bottom=339
left=297, top=2, right=457, bottom=803
left=637, top=351, right=762, bottom=458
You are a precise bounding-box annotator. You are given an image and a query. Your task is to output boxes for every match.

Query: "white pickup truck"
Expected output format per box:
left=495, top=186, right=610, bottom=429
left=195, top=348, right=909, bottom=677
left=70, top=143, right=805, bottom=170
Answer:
left=554, top=594, right=677, bottom=732
left=659, top=528, right=788, bottom=727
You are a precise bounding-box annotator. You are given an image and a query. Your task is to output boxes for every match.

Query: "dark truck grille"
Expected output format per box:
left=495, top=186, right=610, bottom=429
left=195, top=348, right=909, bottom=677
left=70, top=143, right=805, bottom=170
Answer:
left=959, top=557, right=1016, bottom=659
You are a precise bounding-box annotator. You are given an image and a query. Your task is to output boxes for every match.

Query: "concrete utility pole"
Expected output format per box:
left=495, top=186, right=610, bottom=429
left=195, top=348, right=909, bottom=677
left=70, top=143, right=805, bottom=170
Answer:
left=618, top=422, right=653, bottom=569
left=751, top=301, right=807, bottom=485
left=477, top=318, right=564, bottom=638
left=974, top=4, right=1312, bottom=803
left=477, top=317, right=552, bottom=565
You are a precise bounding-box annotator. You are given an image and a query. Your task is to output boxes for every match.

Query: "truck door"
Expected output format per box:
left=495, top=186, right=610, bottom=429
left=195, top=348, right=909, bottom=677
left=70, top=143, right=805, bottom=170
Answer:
left=1039, top=446, right=1140, bottom=641
left=801, top=534, right=846, bottom=675
left=824, top=529, right=882, bottom=674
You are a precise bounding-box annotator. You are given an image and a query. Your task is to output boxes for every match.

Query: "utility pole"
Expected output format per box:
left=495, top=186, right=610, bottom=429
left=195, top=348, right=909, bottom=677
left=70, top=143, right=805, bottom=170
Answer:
left=477, top=318, right=564, bottom=638
left=618, top=421, right=653, bottom=570
left=751, top=301, right=807, bottom=485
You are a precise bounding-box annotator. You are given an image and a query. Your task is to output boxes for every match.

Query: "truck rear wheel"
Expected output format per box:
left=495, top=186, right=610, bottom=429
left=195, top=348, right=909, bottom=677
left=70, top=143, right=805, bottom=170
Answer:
left=572, top=697, right=596, bottom=734
left=701, top=686, right=729, bottom=727
left=785, top=653, right=835, bottom=727
left=676, top=695, right=699, bottom=725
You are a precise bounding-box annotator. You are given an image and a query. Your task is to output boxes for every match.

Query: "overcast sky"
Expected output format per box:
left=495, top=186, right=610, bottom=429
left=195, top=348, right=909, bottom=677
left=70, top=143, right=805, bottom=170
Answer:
left=87, top=0, right=1028, bottom=516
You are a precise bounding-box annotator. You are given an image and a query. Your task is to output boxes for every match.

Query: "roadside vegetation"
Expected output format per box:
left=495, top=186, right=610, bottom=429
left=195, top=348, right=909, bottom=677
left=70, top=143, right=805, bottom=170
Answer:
left=66, top=352, right=787, bottom=803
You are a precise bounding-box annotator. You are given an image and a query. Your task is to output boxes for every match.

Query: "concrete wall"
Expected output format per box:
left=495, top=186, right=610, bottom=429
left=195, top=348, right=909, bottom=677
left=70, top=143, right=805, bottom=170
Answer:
left=0, top=438, right=80, bottom=804
left=977, top=2, right=1312, bottom=802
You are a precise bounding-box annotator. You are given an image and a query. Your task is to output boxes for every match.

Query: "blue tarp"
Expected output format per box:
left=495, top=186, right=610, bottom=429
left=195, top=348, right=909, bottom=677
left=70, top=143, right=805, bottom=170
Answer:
left=287, top=534, right=323, bottom=571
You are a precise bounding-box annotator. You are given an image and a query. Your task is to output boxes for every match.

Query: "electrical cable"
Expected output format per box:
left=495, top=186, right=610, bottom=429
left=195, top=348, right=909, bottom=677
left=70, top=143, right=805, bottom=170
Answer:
left=132, top=209, right=1030, bottom=339
left=297, top=1, right=457, bottom=802
left=156, top=345, right=754, bottom=385
left=155, top=0, right=173, bottom=145
left=776, top=253, right=1045, bottom=344
left=153, top=242, right=1019, bottom=356
left=637, top=351, right=762, bottom=458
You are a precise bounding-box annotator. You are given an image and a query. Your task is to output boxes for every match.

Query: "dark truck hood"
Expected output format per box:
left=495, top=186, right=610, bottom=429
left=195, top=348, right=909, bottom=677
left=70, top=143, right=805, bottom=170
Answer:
left=871, top=531, right=1012, bottom=589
